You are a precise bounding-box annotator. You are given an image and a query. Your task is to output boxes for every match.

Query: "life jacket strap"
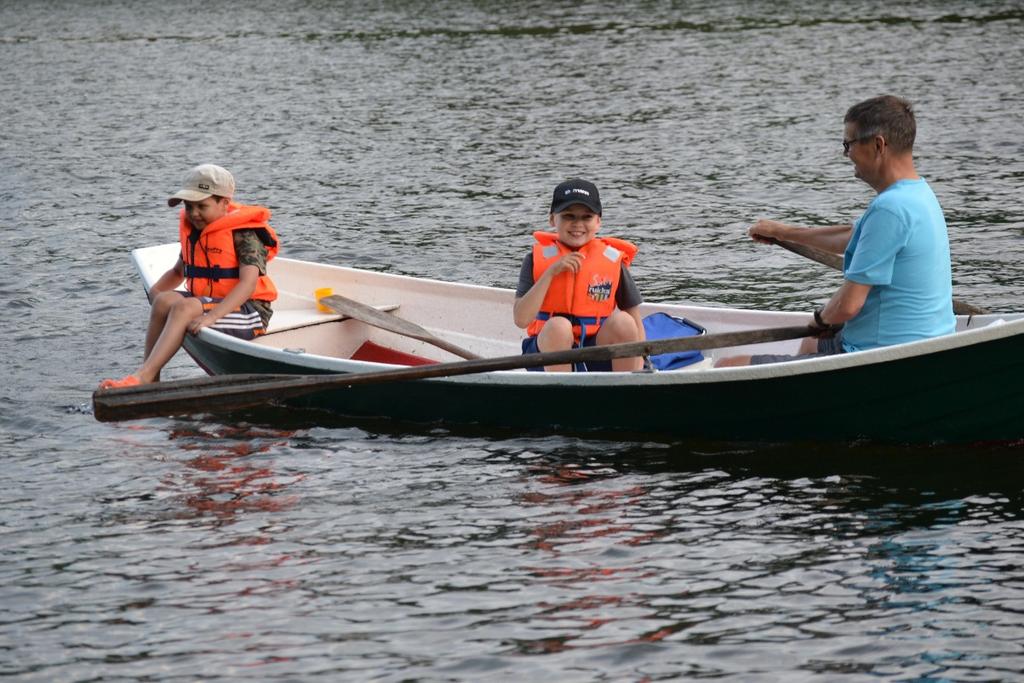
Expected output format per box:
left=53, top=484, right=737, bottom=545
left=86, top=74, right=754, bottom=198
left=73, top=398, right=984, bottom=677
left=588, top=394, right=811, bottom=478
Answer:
left=535, top=312, right=605, bottom=372
left=535, top=312, right=602, bottom=326
left=183, top=264, right=240, bottom=281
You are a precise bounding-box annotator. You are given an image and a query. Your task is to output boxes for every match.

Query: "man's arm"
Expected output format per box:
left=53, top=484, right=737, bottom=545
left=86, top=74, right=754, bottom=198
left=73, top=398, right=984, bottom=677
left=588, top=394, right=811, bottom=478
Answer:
left=749, top=219, right=854, bottom=255
left=819, top=279, right=872, bottom=325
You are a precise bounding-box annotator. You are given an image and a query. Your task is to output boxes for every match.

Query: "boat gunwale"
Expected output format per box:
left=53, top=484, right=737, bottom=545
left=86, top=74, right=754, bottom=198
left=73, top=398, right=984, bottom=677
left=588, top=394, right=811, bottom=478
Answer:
left=131, top=244, right=1024, bottom=388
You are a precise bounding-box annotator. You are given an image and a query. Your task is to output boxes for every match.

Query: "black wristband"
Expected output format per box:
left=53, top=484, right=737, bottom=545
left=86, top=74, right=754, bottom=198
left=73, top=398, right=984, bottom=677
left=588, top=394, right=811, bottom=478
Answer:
left=813, top=307, right=843, bottom=331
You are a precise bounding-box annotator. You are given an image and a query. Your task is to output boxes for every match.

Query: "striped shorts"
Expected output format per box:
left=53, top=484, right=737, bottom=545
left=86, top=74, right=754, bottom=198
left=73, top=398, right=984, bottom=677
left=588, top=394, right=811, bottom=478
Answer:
left=186, top=295, right=267, bottom=340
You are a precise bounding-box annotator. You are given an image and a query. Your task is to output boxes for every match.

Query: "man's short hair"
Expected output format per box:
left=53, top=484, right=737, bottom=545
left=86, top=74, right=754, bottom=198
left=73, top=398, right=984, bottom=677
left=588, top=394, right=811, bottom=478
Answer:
left=844, top=95, right=916, bottom=154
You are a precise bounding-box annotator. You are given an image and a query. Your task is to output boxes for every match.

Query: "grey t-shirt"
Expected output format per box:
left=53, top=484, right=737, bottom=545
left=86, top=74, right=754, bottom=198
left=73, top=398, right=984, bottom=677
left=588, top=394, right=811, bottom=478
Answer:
left=515, top=252, right=643, bottom=309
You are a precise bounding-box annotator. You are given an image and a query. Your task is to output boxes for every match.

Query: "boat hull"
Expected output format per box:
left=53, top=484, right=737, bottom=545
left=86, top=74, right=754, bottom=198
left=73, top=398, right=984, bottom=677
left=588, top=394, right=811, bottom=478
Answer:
left=124, top=242, right=1021, bottom=444
left=182, top=330, right=1024, bottom=443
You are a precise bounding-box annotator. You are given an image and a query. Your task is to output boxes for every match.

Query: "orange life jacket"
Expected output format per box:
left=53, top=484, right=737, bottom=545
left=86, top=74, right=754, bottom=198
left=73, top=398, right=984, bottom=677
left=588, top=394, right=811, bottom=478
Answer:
left=526, top=231, right=638, bottom=341
left=178, top=203, right=279, bottom=301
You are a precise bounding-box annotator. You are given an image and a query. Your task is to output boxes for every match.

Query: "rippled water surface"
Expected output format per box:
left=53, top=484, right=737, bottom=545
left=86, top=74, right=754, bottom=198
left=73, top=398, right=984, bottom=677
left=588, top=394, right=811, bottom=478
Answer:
left=3, top=1, right=1024, bottom=680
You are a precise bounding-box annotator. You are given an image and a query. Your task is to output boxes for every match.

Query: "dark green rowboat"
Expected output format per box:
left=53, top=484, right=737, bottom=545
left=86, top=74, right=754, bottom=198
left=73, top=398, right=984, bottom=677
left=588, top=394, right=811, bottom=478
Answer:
left=132, top=244, right=1024, bottom=443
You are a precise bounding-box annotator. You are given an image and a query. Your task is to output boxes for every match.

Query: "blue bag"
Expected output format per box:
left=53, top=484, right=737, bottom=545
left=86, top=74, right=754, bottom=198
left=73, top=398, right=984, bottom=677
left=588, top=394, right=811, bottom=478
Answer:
left=642, top=312, right=707, bottom=370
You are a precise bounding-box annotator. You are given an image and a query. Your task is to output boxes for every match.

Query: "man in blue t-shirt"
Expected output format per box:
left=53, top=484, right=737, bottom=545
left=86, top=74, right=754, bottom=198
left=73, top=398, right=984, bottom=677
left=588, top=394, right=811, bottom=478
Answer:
left=717, top=94, right=956, bottom=366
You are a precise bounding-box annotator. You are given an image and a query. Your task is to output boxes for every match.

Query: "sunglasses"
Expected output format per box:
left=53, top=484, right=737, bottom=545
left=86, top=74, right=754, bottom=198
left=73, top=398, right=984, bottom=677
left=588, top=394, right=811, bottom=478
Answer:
left=842, top=133, right=875, bottom=154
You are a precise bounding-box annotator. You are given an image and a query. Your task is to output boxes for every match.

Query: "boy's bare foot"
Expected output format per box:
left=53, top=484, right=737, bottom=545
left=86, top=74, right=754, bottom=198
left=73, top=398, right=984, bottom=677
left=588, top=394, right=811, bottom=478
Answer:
left=98, top=375, right=143, bottom=390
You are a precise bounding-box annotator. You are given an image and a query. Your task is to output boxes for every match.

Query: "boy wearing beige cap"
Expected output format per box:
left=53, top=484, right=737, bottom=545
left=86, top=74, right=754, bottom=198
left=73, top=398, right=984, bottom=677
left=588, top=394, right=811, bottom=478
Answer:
left=99, top=164, right=280, bottom=389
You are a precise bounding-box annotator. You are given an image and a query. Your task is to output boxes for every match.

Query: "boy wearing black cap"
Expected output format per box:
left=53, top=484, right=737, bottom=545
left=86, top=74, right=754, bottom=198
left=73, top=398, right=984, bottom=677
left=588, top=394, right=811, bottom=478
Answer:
left=512, top=179, right=645, bottom=372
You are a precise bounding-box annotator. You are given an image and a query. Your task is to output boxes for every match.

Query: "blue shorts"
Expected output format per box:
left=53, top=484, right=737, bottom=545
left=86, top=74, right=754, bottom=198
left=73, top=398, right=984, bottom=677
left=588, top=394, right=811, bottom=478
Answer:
left=521, top=335, right=612, bottom=372
left=184, top=294, right=268, bottom=340
left=749, top=332, right=844, bottom=365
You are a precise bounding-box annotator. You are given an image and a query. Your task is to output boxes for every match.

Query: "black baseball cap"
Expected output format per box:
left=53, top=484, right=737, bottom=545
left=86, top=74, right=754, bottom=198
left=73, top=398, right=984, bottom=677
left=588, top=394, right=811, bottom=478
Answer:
left=550, top=179, right=602, bottom=216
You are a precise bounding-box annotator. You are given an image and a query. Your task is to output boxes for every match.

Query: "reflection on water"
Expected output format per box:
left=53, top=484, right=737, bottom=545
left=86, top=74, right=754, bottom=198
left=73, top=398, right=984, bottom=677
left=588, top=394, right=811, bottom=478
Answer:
left=5, top=415, right=1024, bottom=679
left=162, top=424, right=302, bottom=522
left=496, top=445, right=1024, bottom=669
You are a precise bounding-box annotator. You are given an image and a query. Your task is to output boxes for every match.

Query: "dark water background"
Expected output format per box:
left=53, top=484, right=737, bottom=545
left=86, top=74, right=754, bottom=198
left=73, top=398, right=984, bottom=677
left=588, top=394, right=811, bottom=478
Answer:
left=3, top=1, right=1024, bottom=680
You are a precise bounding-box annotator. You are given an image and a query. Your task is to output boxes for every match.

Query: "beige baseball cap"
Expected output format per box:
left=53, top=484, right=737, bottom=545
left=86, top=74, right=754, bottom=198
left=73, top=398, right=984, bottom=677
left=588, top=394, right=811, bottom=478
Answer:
left=167, top=164, right=235, bottom=206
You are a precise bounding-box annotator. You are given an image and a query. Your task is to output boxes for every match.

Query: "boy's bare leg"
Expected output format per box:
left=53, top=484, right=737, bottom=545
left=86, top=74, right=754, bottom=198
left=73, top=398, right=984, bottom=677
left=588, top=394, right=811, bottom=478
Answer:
left=134, top=297, right=205, bottom=384
left=144, top=291, right=187, bottom=380
left=597, top=311, right=642, bottom=371
left=536, top=317, right=575, bottom=372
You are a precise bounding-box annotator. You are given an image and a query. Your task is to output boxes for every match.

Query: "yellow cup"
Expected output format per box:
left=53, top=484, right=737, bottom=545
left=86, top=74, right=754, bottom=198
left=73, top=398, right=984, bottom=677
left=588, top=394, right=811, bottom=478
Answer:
left=314, top=287, right=334, bottom=313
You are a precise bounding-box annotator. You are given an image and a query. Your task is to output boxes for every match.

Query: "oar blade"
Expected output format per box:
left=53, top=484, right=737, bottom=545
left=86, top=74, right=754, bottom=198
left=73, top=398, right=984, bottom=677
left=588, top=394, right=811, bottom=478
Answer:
left=319, top=294, right=480, bottom=359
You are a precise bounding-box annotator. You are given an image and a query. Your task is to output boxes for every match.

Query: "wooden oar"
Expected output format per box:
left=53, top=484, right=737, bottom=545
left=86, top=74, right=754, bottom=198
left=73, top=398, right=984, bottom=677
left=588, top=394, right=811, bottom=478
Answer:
left=318, top=293, right=480, bottom=360
left=770, top=238, right=988, bottom=316
left=93, top=324, right=814, bottom=422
